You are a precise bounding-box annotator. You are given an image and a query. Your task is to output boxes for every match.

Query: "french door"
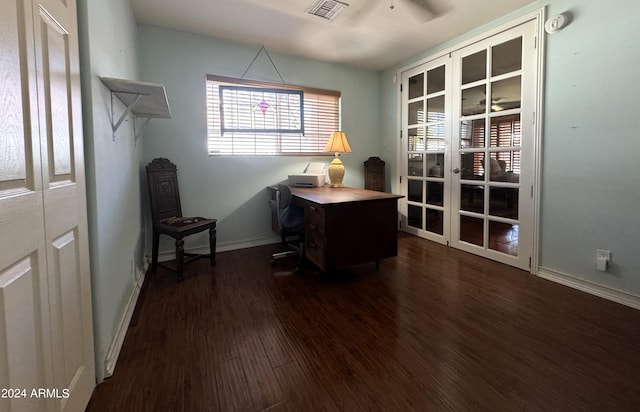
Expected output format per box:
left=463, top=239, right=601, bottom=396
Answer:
left=401, top=18, right=540, bottom=270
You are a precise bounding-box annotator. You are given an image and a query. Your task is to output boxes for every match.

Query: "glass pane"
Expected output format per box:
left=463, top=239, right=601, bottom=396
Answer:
left=492, top=37, right=522, bottom=77
left=489, top=221, right=518, bottom=256
left=462, top=50, right=486, bottom=84
left=426, top=209, right=444, bottom=235
left=219, top=87, right=303, bottom=134
left=408, top=101, right=424, bottom=125
left=426, top=125, right=445, bottom=151
left=407, top=128, right=424, bottom=151
left=408, top=179, right=423, bottom=202
left=460, top=152, right=484, bottom=180
left=460, top=119, right=485, bottom=149
left=408, top=204, right=423, bottom=229
left=408, top=153, right=423, bottom=176
left=491, top=76, right=521, bottom=112
left=490, top=115, right=521, bottom=148
left=409, top=73, right=424, bottom=99
left=427, top=65, right=445, bottom=94
left=426, top=96, right=445, bottom=123
left=460, top=215, right=483, bottom=246
left=461, top=85, right=486, bottom=116
left=426, top=182, right=444, bottom=206
left=426, top=153, right=445, bottom=177
left=489, top=188, right=519, bottom=219
left=488, top=152, right=520, bottom=182
left=460, top=184, right=484, bottom=213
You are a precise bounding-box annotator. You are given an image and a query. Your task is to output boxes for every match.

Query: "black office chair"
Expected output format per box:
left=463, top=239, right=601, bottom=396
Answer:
left=146, top=158, right=217, bottom=282
left=270, top=184, right=305, bottom=266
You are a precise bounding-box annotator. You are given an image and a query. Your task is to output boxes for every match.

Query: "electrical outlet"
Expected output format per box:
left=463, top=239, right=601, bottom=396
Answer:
left=597, top=249, right=611, bottom=261
left=596, top=249, right=611, bottom=271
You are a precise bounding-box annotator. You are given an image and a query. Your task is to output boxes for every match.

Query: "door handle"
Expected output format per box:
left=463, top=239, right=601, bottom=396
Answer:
left=453, top=168, right=461, bottom=174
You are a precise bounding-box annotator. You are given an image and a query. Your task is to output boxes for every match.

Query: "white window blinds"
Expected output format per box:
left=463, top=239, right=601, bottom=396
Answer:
left=206, top=75, right=340, bottom=155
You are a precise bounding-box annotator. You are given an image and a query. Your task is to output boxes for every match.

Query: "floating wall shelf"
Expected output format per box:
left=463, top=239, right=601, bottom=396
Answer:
left=100, top=77, right=172, bottom=141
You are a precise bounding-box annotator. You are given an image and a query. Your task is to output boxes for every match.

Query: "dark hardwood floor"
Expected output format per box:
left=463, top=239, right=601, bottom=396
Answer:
left=86, top=233, right=640, bottom=411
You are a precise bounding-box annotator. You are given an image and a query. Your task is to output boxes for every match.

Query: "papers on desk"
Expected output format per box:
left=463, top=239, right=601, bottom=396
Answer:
left=288, top=162, right=327, bottom=187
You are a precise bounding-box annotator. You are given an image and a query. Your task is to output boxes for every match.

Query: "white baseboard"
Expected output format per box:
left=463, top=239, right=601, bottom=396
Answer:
left=157, top=236, right=280, bottom=262
left=537, top=266, right=640, bottom=311
left=102, top=260, right=148, bottom=381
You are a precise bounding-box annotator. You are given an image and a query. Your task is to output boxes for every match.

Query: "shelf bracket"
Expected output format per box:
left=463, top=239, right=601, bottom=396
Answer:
left=134, top=117, right=152, bottom=145
left=101, top=77, right=172, bottom=142
left=110, top=91, right=146, bottom=141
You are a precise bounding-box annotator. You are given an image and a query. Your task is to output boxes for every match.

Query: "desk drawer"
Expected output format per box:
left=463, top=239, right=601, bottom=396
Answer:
left=306, top=221, right=324, bottom=247
left=305, top=202, right=326, bottom=270
left=305, top=237, right=325, bottom=269
left=305, top=202, right=325, bottom=229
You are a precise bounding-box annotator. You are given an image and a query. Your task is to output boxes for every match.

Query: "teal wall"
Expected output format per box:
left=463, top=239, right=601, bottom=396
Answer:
left=380, top=0, right=640, bottom=298
left=538, top=0, right=640, bottom=293
left=78, top=0, right=144, bottom=381
left=137, top=26, right=382, bottom=253
left=79, top=0, right=640, bottom=385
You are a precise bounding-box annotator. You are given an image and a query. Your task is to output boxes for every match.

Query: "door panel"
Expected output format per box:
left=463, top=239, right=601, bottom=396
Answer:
left=0, top=256, right=47, bottom=412
left=50, top=230, right=88, bottom=399
left=401, top=55, right=451, bottom=243
left=0, top=0, right=95, bottom=410
left=401, top=18, right=539, bottom=271
left=34, top=0, right=95, bottom=410
left=0, top=2, right=50, bottom=411
left=41, top=13, right=74, bottom=179
left=451, top=20, right=537, bottom=270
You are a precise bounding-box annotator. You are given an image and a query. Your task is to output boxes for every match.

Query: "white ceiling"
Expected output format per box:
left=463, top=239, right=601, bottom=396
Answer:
left=130, top=0, right=534, bottom=70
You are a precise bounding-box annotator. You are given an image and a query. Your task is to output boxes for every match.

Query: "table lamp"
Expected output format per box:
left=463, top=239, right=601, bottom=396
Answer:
left=324, top=131, right=352, bottom=188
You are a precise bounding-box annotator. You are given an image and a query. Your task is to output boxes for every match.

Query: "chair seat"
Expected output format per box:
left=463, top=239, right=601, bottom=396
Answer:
left=156, top=216, right=217, bottom=237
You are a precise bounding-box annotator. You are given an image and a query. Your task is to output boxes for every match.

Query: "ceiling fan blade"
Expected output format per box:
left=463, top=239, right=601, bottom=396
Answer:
left=349, top=0, right=380, bottom=25
left=404, top=0, right=452, bottom=21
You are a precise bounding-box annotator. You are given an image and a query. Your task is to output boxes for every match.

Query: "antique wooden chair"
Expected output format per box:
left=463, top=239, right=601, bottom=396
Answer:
left=146, top=158, right=217, bottom=281
left=364, top=156, right=386, bottom=192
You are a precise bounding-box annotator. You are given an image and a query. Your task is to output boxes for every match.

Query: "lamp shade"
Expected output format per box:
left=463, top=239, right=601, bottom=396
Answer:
left=324, top=131, right=352, bottom=154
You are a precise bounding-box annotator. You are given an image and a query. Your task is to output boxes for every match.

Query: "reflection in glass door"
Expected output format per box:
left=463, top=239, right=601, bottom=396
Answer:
left=400, top=18, right=539, bottom=271
left=402, top=55, right=451, bottom=243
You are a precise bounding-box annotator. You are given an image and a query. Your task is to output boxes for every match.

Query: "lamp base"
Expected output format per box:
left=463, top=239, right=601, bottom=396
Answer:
left=327, top=157, right=345, bottom=188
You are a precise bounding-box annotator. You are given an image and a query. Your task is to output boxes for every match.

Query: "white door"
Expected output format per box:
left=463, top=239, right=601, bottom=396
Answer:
left=401, top=18, right=540, bottom=271
left=450, top=21, right=538, bottom=270
left=0, top=0, right=95, bottom=411
left=401, top=55, right=452, bottom=243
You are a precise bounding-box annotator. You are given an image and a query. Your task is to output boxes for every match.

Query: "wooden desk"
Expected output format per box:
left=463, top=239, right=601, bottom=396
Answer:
left=290, top=186, right=403, bottom=271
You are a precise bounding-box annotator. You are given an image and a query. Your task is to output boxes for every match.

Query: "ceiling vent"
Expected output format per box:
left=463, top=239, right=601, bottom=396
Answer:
left=306, top=0, right=349, bottom=21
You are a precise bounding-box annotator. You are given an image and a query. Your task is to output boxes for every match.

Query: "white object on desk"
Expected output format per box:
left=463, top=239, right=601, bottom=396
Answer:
left=288, top=162, right=327, bottom=187
left=305, top=162, right=327, bottom=174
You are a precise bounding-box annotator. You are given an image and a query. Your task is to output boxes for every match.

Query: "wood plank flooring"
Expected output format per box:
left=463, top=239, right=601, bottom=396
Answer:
left=86, top=233, right=640, bottom=411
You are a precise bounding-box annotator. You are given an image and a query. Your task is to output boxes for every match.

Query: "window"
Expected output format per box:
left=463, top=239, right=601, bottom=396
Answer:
left=206, top=75, right=340, bottom=155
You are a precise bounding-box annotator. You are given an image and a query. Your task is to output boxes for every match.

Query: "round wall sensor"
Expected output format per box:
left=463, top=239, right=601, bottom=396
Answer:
left=545, top=14, right=567, bottom=33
